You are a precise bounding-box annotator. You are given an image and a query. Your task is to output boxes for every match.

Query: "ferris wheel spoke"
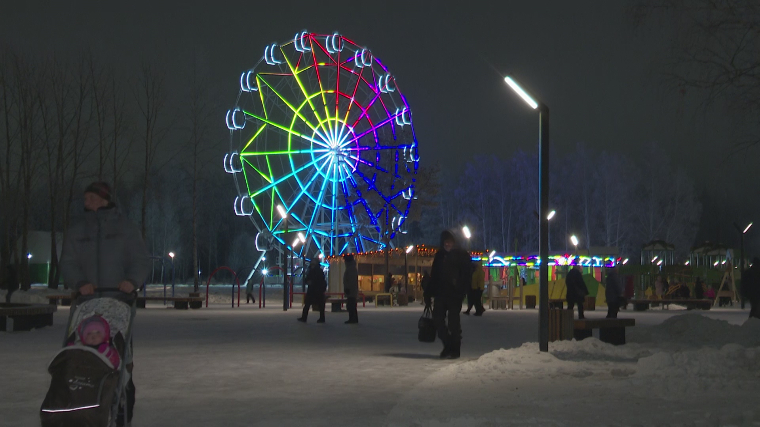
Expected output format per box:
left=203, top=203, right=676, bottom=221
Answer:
left=305, top=157, right=334, bottom=243
left=257, top=75, right=330, bottom=142
left=280, top=47, right=332, bottom=138
left=252, top=152, right=331, bottom=197
left=242, top=110, right=330, bottom=149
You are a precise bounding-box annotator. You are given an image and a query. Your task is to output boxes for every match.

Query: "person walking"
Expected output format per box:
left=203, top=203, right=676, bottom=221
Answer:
left=297, top=260, right=327, bottom=323
left=245, top=278, right=256, bottom=304
left=694, top=277, right=705, bottom=300
left=565, top=264, right=588, bottom=319
left=605, top=265, right=624, bottom=318
left=654, top=275, right=664, bottom=299
left=424, top=230, right=471, bottom=359
left=741, top=258, right=760, bottom=319
left=343, top=254, right=359, bottom=324
left=59, top=182, right=151, bottom=427
left=464, top=260, right=485, bottom=316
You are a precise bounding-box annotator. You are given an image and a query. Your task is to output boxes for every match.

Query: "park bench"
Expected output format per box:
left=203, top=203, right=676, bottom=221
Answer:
left=137, top=296, right=204, bottom=310
left=46, top=293, right=76, bottom=306
left=628, top=299, right=712, bottom=311
left=375, top=293, right=393, bottom=307
left=574, top=318, right=635, bottom=345
left=0, top=303, right=57, bottom=331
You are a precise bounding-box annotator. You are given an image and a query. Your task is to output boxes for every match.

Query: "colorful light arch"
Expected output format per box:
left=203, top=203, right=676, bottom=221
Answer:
left=225, top=31, right=420, bottom=259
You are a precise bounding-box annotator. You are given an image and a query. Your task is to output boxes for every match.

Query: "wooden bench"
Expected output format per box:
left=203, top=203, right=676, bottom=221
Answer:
left=0, top=303, right=57, bottom=331
left=574, top=318, right=635, bottom=345
left=46, top=293, right=76, bottom=306
left=137, top=296, right=204, bottom=310
left=374, top=293, right=393, bottom=307
left=628, top=299, right=712, bottom=311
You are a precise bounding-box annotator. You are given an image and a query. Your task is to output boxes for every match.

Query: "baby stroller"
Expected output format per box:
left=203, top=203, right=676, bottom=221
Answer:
left=40, top=289, right=137, bottom=427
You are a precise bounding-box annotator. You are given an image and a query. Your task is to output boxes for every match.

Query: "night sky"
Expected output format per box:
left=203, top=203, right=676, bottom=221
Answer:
left=2, top=0, right=757, bottom=252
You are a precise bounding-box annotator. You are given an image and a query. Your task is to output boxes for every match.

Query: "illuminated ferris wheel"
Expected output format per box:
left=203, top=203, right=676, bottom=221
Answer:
left=224, top=31, right=420, bottom=259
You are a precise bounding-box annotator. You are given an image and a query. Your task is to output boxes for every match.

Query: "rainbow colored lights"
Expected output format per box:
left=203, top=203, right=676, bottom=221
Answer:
left=482, top=254, right=618, bottom=268
left=225, top=31, right=419, bottom=259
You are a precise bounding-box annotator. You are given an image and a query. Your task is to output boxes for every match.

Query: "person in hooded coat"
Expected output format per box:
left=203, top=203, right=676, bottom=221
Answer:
left=565, top=265, right=588, bottom=319
left=298, top=261, right=327, bottom=323
left=343, top=254, right=359, bottom=324
left=423, top=230, right=472, bottom=359
left=464, top=260, right=485, bottom=316
left=605, top=265, right=625, bottom=318
left=741, top=257, right=760, bottom=319
left=59, top=182, right=150, bottom=427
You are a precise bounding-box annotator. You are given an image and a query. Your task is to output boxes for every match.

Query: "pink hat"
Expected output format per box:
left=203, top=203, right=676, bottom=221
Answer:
left=78, top=315, right=111, bottom=340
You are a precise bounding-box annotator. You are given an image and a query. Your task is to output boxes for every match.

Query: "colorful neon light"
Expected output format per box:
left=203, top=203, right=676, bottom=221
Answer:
left=225, top=32, right=419, bottom=258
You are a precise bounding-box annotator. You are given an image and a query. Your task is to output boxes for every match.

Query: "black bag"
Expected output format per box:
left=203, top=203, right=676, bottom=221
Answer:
left=418, top=305, right=437, bottom=343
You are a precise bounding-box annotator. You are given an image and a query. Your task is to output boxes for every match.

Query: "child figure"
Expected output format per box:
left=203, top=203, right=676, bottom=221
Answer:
left=71, top=315, right=121, bottom=369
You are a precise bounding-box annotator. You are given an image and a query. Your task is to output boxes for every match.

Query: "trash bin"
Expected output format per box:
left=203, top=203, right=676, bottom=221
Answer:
left=525, top=295, right=537, bottom=309
left=583, top=296, right=595, bottom=311
left=549, top=308, right=573, bottom=341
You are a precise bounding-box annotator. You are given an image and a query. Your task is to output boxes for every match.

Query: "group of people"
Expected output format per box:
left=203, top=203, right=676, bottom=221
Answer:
left=30, top=180, right=760, bottom=426
left=296, top=254, right=360, bottom=324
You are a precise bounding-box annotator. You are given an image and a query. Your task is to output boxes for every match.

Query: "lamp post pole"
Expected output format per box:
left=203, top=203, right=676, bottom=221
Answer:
left=277, top=205, right=289, bottom=312
left=504, top=75, right=549, bottom=352
left=168, top=252, right=175, bottom=297
left=538, top=104, right=550, bottom=353
left=283, top=219, right=289, bottom=312
left=735, top=222, right=753, bottom=308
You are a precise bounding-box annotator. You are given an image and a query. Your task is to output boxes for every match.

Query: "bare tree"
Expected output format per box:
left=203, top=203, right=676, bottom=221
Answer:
left=38, top=56, right=93, bottom=288
left=133, top=62, right=168, bottom=239
left=186, top=63, right=215, bottom=292
left=0, top=48, right=24, bottom=290
left=632, top=0, right=760, bottom=148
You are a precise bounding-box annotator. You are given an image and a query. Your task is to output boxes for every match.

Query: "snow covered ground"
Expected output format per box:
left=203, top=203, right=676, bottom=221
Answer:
left=1, top=297, right=758, bottom=427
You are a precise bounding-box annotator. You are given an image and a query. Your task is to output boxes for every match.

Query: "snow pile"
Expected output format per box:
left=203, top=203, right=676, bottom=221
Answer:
left=0, top=288, right=57, bottom=304
left=388, top=314, right=760, bottom=426
left=629, top=313, right=760, bottom=347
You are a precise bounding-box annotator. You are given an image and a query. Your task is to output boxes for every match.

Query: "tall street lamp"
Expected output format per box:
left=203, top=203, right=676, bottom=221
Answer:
left=462, top=225, right=471, bottom=251
left=734, top=222, right=753, bottom=308
left=547, top=210, right=556, bottom=252
left=277, top=204, right=289, bottom=312
left=505, top=75, right=550, bottom=352
left=405, top=245, right=414, bottom=294
left=168, top=252, right=175, bottom=297
left=570, top=235, right=579, bottom=255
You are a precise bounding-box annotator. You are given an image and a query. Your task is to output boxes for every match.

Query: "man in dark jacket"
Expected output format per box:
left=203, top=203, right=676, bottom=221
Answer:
left=741, top=258, right=760, bottom=319
left=343, top=254, right=359, bottom=324
left=59, top=182, right=151, bottom=427
left=605, top=266, right=624, bottom=318
left=298, top=260, right=327, bottom=323
left=424, top=230, right=471, bottom=359
left=565, top=265, right=588, bottom=319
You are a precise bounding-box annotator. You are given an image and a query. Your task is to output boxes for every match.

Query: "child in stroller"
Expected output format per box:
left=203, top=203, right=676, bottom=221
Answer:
left=69, top=315, right=121, bottom=369
left=41, top=291, right=136, bottom=427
